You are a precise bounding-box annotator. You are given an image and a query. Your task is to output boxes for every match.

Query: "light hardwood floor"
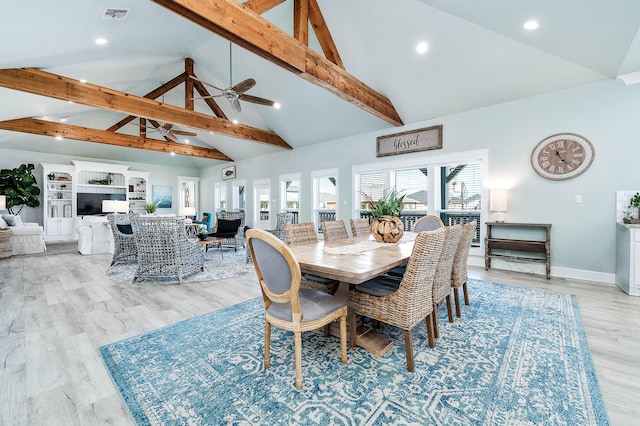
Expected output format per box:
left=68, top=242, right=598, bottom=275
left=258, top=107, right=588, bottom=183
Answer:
left=1, top=251, right=638, bottom=425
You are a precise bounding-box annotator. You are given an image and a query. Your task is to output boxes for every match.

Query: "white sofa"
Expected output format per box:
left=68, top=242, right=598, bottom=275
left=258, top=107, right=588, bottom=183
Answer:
left=0, top=214, right=46, bottom=255
left=77, top=216, right=112, bottom=255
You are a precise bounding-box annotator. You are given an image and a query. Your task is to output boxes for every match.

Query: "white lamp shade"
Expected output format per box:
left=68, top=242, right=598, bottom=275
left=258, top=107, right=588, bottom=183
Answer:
left=0, top=195, right=5, bottom=211
left=179, top=207, right=196, bottom=217
left=102, top=200, right=129, bottom=213
left=490, top=189, right=508, bottom=212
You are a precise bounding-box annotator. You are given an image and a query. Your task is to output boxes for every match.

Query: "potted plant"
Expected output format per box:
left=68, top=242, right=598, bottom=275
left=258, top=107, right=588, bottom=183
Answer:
left=145, top=201, right=158, bottom=214
left=361, top=188, right=405, bottom=243
left=196, top=224, right=208, bottom=240
left=628, top=192, right=640, bottom=221
left=0, top=163, right=41, bottom=215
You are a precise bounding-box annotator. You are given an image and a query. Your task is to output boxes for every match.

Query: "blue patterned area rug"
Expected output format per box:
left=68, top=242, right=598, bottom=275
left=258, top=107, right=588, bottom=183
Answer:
left=104, top=249, right=252, bottom=284
left=99, top=280, right=609, bottom=425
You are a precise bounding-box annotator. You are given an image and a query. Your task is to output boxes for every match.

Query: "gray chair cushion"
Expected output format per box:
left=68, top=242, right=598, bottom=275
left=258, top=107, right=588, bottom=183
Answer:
left=354, top=275, right=401, bottom=296
left=267, top=288, right=346, bottom=322
left=303, top=273, right=337, bottom=284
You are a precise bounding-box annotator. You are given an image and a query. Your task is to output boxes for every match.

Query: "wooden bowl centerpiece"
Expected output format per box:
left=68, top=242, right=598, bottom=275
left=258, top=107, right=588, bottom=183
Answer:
left=361, top=188, right=405, bottom=243
left=370, top=215, right=403, bottom=243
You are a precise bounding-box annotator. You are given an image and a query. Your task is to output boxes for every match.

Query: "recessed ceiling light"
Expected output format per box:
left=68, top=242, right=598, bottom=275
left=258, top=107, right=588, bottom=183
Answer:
left=55, top=135, right=64, bottom=141
left=523, top=20, right=539, bottom=30
left=170, top=152, right=176, bottom=156
left=184, top=139, right=190, bottom=144
left=416, top=42, right=429, bottom=54
left=232, top=119, right=238, bottom=124
left=59, top=115, right=69, bottom=122
left=79, top=79, right=87, bottom=83
left=95, top=37, right=108, bottom=45
left=273, top=102, right=281, bottom=109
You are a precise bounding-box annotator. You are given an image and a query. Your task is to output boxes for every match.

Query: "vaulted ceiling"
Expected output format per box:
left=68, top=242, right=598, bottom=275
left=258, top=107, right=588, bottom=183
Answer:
left=1, top=0, right=639, bottom=168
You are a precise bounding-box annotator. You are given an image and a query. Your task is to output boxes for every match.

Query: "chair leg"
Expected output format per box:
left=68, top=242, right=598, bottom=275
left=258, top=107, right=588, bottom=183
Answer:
left=446, top=295, right=454, bottom=323
left=349, top=311, right=357, bottom=348
left=463, top=281, right=470, bottom=305
left=294, top=331, right=303, bottom=390
left=340, top=314, right=347, bottom=365
left=324, top=324, right=331, bottom=337
left=425, top=313, right=435, bottom=348
left=403, top=329, right=415, bottom=372
left=264, top=322, right=271, bottom=369
left=432, top=303, right=440, bottom=339
left=453, top=287, right=462, bottom=318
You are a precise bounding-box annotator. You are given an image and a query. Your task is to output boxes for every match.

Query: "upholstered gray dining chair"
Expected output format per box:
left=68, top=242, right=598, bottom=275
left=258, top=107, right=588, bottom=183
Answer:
left=413, top=215, right=444, bottom=232
left=246, top=229, right=347, bottom=390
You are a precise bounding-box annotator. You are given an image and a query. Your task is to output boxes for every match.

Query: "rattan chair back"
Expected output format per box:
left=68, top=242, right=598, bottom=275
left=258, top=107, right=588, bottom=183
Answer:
left=284, top=222, right=318, bottom=246
left=269, top=212, right=295, bottom=241
left=451, top=220, right=477, bottom=316
left=350, top=218, right=371, bottom=237
left=321, top=220, right=349, bottom=242
left=107, top=213, right=137, bottom=266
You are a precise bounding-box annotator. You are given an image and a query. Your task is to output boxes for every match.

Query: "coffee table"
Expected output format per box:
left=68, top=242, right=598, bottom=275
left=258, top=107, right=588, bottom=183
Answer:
left=198, top=236, right=225, bottom=258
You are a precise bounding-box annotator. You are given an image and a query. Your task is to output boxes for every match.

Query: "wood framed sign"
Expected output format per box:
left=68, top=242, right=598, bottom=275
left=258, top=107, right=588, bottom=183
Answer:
left=376, top=125, right=443, bottom=157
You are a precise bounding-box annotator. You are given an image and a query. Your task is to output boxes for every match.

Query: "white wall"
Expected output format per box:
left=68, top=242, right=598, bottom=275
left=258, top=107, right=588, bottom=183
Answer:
left=0, top=149, right=199, bottom=224
left=202, top=79, right=640, bottom=281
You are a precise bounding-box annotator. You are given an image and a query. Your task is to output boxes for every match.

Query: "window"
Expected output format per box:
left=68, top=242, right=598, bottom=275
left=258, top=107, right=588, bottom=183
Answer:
left=353, top=149, right=487, bottom=248
left=280, top=173, right=300, bottom=224
left=232, top=180, right=246, bottom=211
left=214, top=183, right=226, bottom=211
left=312, top=169, right=338, bottom=231
left=253, top=179, right=271, bottom=228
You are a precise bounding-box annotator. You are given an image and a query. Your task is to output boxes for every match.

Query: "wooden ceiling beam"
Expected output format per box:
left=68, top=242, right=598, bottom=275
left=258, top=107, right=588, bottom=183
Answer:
left=242, top=0, right=287, bottom=15
left=307, top=0, right=343, bottom=69
left=0, top=118, right=233, bottom=161
left=293, top=0, right=309, bottom=46
left=0, top=68, right=292, bottom=149
left=151, top=0, right=403, bottom=126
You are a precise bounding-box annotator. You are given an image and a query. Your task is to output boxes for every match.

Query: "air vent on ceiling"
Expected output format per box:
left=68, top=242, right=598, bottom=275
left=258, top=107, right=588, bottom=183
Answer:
left=102, top=8, right=129, bottom=20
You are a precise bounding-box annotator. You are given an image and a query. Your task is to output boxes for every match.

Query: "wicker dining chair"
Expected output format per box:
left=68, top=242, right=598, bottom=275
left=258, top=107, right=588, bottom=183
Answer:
left=321, top=219, right=349, bottom=242
left=451, top=220, right=477, bottom=317
left=350, top=218, right=371, bottom=237
left=387, top=214, right=445, bottom=278
left=284, top=222, right=339, bottom=294
left=107, top=213, right=137, bottom=266
left=430, top=224, right=464, bottom=338
left=246, top=229, right=347, bottom=390
left=131, top=216, right=204, bottom=284
left=413, top=215, right=445, bottom=232
left=348, top=228, right=446, bottom=371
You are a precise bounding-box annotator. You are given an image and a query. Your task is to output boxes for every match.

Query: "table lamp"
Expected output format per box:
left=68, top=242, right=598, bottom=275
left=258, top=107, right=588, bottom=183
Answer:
left=490, top=189, right=508, bottom=222
left=0, top=195, right=6, bottom=212
left=102, top=200, right=129, bottom=214
left=179, top=206, right=196, bottom=220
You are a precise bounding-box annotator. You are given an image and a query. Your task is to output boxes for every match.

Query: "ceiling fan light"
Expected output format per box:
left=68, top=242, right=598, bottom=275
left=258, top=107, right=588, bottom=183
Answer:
left=523, top=20, right=539, bottom=30
left=416, top=42, right=429, bottom=54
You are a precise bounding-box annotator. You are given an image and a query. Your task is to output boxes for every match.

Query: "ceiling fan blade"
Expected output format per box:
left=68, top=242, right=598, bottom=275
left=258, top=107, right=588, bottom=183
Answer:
left=231, top=97, right=242, bottom=112
left=240, top=94, right=276, bottom=107
left=231, top=78, right=256, bottom=95
left=162, top=123, right=173, bottom=131
left=191, top=94, right=224, bottom=100
left=171, top=130, right=198, bottom=136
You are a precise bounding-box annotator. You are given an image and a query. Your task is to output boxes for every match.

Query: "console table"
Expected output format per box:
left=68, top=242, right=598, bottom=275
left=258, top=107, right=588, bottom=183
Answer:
left=485, top=222, right=551, bottom=279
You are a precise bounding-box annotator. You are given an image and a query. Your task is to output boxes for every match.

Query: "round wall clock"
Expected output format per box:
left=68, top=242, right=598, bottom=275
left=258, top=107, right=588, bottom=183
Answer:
left=530, top=133, right=595, bottom=181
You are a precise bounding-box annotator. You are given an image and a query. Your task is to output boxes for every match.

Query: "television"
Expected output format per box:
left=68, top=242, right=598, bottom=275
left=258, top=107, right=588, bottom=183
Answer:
left=77, top=193, right=126, bottom=216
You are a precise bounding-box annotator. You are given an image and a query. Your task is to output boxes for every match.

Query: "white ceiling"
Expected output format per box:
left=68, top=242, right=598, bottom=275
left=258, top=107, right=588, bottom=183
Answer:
left=0, top=0, right=638, bottom=168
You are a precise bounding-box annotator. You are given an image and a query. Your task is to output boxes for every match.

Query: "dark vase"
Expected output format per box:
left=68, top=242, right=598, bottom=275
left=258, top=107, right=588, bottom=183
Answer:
left=197, top=234, right=208, bottom=241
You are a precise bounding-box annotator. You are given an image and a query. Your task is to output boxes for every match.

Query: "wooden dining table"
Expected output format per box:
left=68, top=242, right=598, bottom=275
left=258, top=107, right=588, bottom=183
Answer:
left=288, top=231, right=418, bottom=356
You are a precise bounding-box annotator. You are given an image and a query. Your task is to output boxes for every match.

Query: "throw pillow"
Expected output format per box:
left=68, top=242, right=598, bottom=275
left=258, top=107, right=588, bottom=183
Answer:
left=116, top=224, right=133, bottom=234
left=2, top=214, right=22, bottom=226
left=216, top=219, right=241, bottom=234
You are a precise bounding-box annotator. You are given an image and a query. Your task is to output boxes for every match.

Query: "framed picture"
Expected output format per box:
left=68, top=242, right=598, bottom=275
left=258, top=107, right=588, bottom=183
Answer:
left=152, top=185, right=172, bottom=208
left=376, top=125, right=443, bottom=157
left=222, top=165, right=236, bottom=180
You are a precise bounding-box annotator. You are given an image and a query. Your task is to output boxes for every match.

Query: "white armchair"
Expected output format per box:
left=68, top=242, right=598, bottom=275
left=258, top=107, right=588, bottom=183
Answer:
left=1, top=214, right=46, bottom=255
left=77, top=216, right=112, bottom=255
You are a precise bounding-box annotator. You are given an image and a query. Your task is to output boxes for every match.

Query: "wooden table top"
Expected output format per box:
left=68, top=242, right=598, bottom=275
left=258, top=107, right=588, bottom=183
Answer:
left=288, top=232, right=417, bottom=284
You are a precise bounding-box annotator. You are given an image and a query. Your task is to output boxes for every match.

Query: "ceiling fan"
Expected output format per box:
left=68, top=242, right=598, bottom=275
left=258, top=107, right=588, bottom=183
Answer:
left=191, top=43, right=277, bottom=113
left=134, top=119, right=197, bottom=142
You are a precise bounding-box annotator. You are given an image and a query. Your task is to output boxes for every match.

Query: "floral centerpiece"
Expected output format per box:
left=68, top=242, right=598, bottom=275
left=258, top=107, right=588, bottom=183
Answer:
left=196, top=224, right=208, bottom=240
left=361, top=188, right=405, bottom=243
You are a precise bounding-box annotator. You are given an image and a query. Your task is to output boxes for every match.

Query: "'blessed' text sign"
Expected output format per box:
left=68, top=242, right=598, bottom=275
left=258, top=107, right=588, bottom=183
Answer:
left=376, top=125, right=442, bottom=157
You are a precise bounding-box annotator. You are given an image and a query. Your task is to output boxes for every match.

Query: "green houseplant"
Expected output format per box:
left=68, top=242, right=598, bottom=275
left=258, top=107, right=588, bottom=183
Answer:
left=628, top=192, right=640, bottom=220
left=361, top=188, right=405, bottom=243
left=145, top=201, right=158, bottom=214
left=0, top=163, right=41, bottom=215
